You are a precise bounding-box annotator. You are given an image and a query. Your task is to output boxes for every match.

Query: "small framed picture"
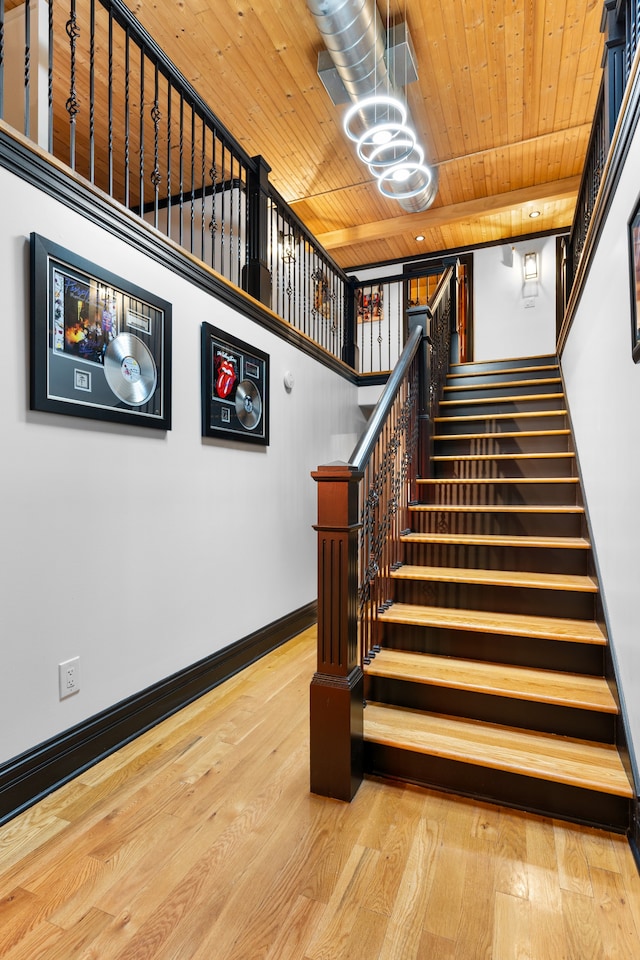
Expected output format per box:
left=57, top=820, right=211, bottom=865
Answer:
left=30, top=233, right=172, bottom=428
left=201, top=323, right=269, bottom=445
left=628, top=197, right=640, bottom=363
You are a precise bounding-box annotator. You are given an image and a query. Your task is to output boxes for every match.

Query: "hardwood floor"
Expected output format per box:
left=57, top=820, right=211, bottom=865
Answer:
left=1, top=626, right=639, bottom=960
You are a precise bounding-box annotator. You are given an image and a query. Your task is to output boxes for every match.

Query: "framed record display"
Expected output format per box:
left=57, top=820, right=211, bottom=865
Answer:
left=30, top=233, right=171, bottom=429
left=201, top=323, right=269, bottom=445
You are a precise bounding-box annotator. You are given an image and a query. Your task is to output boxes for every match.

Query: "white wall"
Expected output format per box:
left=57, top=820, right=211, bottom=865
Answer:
left=473, top=236, right=558, bottom=361
left=0, top=164, right=366, bottom=763
left=562, top=124, right=640, bottom=774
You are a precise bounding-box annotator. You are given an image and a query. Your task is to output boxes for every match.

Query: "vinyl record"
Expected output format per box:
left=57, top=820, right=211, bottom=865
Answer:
left=104, top=332, right=157, bottom=406
left=235, top=379, right=262, bottom=430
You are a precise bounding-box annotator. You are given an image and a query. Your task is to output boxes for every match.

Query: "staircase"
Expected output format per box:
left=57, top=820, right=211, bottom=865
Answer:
left=362, top=354, right=634, bottom=829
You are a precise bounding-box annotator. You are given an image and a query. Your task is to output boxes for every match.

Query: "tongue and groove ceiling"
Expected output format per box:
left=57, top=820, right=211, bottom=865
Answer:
left=38, top=0, right=608, bottom=269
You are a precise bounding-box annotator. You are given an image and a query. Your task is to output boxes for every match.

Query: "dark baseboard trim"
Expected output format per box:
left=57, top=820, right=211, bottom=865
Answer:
left=0, top=602, right=317, bottom=827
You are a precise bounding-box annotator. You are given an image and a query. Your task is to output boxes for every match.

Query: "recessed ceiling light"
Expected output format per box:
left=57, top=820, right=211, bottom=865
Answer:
left=415, top=234, right=425, bottom=241
left=529, top=210, right=540, bottom=219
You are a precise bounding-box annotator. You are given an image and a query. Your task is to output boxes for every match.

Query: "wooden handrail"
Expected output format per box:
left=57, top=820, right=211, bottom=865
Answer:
left=310, top=264, right=456, bottom=801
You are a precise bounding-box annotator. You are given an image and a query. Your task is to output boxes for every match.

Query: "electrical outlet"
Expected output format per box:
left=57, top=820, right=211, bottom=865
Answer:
left=58, top=657, right=80, bottom=699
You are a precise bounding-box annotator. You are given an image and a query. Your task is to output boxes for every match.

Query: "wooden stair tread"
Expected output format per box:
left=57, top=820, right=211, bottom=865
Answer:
left=363, top=703, right=633, bottom=797
left=365, top=650, right=617, bottom=713
left=434, top=410, right=567, bottom=423
left=400, top=532, right=589, bottom=548
left=417, top=476, right=579, bottom=484
left=440, top=393, right=564, bottom=407
left=391, top=564, right=598, bottom=592
left=443, top=377, right=562, bottom=392
left=377, top=602, right=607, bottom=644
left=432, top=451, right=575, bottom=461
left=447, top=364, right=559, bottom=379
left=432, top=429, right=571, bottom=440
left=410, top=503, right=584, bottom=514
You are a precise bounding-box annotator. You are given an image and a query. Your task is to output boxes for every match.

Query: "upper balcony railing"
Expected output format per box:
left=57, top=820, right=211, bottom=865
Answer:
left=0, top=0, right=355, bottom=362
left=567, top=0, right=640, bottom=297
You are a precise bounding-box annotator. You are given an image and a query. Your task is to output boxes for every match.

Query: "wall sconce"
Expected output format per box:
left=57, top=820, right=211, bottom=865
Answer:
left=523, top=251, right=538, bottom=281
left=280, top=231, right=296, bottom=263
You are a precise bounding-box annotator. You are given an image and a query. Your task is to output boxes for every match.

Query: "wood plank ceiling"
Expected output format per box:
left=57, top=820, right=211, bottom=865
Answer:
left=59, top=0, right=609, bottom=269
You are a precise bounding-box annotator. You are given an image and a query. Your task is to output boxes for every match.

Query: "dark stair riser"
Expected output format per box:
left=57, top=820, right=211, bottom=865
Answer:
left=439, top=397, right=566, bottom=416
left=364, top=676, right=616, bottom=743
left=402, top=542, right=590, bottom=575
left=449, top=356, right=557, bottom=375
left=432, top=458, right=576, bottom=479
left=363, top=741, right=631, bottom=833
left=433, top=434, right=572, bottom=455
left=409, top=510, right=585, bottom=538
left=434, top=413, right=568, bottom=436
left=418, top=480, right=582, bottom=507
left=443, top=380, right=562, bottom=401
left=446, top=368, right=559, bottom=387
left=380, top=623, right=606, bottom=675
left=392, top=579, right=596, bottom=620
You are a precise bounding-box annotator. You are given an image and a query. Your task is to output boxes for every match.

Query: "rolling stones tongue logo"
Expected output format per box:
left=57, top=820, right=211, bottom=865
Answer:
left=215, top=352, right=237, bottom=398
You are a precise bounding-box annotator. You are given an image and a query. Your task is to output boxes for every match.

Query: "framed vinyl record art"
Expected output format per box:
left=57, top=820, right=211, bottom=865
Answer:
left=30, top=233, right=172, bottom=429
left=201, top=323, right=269, bottom=445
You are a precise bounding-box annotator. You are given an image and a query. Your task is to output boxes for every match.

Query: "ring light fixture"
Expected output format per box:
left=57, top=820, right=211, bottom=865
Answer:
left=343, top=94, right=407, bottom=142
left=377, top=162, right=433, bottom=199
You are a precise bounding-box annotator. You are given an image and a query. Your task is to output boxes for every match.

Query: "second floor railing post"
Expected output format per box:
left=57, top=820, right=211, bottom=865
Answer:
left=407, top=313, right=431, bottom=495
left=601, top=0, right=627, bottom=142
left=310, top=463, right=364, bottom=801
left=242, top=154, right=272, bottom=307
left=341, top=276, right=359, bottom=370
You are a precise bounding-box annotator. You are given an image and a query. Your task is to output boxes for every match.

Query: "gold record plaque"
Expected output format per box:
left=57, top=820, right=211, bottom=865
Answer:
left=201, top=324, right=269, bottom=445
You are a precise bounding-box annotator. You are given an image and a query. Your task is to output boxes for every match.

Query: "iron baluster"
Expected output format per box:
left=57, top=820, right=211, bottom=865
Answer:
left=24, top=0, right=30, bottom=139
left=124, top=27, right=130, bottom=208
left=0, top=0, right=4, bottom=119
left=178, top=94, right=184, bottom=249
left=139, top=42, right=145, bottom=216
left=47, top=0, right=53, bottom=153
left=189, top=106, right=195, bottom=254
left=65, top=1, right=80, bottom=170
left=89, top=0, right=95, bottom=183
left=165, top=77, right=171, bottom=237
left=151, top=62, right=161, bottom=229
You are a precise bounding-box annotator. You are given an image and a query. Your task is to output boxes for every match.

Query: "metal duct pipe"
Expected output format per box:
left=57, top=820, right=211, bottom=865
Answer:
left=307, top=0, right=437, bottom=213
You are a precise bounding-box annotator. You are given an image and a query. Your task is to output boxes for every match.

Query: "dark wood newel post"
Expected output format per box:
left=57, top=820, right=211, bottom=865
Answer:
left=310, top=462, right=364, bottom=801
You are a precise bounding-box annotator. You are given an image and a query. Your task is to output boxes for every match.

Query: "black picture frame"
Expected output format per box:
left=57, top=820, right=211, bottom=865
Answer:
left=629, top=197, right=640, bottom=363
left=30, top=233, right=172, bottom=429
left=201, top=323, right=269, bottom=445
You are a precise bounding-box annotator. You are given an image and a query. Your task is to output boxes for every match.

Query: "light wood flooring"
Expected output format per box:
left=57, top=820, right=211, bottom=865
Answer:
left=1, top=626, right=640, bottom=960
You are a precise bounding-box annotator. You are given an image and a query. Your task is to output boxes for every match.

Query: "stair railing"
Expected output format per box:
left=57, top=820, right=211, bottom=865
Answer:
left=310, top=264, right=456, bottom=801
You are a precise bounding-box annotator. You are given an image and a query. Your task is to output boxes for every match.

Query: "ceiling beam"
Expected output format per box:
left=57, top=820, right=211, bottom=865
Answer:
left=311, top=177, right=581, bottom=251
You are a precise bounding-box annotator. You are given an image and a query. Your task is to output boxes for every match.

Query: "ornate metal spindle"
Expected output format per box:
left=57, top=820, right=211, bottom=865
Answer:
left=200, top=117, right=206, bottom=261
left=209, top=133, right=217, bottom=271
left=228, top=151, right=234, bottom=282
left=47, top=0, right=52, bottom=152
left=65, top=1, right=80, bottom=169
left=124, top=29, right=130, bottom=208
left=220, top=141, right=226, bottom=273
left=165, top=78, right=172, bottom=237
left=89, top=0, right=95, bottom=182
left=151, top=62, right=161, bottom=229
left=189, top=106, right=195, bottom=254
left=24, top=0, right=30, bottom=138
left=0, top=0, right=5, bottom=120
left=178, top=94, right=184, bottom=248
left=139, top=44, right=145, bottom=215
left=108, top=5, right=114, bottom=193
